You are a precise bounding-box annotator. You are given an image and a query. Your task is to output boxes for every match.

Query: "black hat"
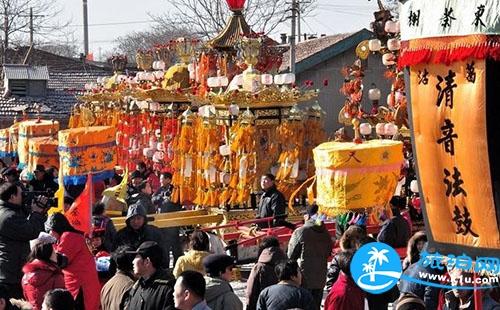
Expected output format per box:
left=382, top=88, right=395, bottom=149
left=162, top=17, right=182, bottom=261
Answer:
left=307, top=204, right=319, bottom=217
left=203, top=254, right=236, bottom=277
left=126, top=241, right=162, bottom=261
left=34, top=165, right=45, bottom=173
left=130, top=170, right=143, bottom=180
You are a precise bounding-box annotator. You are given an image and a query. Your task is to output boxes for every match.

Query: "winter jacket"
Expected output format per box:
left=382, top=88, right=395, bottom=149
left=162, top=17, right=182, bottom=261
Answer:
left=22, top=259, right=65, bottom=310
left=399, top=262, right=442, bottom=310
left=113, top=205, right=167, bottom=267
left=55, top=231, right=100, bottom=310
left=152, top=185, right=180, bottom=213
left=0, top=200, right=45, bottom=284
left=257, top=283, right=314, bottom=310
left=173, top=250, right=210, bottom=278
left=123, top=269, right=175, bottom=310
left=377, top=215, right=410, bottom=248
left=257, top=186, right=287, bottom=227
left=100, top=270, right=135, bottom=310
left=324, top=272, right=365, bottom=310
left=246, top=246, right=287, bottom=310
left=205, top=277, right=243, bottom=310
left=288, top=219, right=333, bottom=289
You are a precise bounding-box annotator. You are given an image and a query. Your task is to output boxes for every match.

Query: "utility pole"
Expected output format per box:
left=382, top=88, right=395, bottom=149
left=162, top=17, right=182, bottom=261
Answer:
left=83, top=0, right=89, bottom=57
left=297, top=1, right=301, bottom=42
left=29, top=8, right=33, bottom=46
left=289, top=0, right=297, bottom=73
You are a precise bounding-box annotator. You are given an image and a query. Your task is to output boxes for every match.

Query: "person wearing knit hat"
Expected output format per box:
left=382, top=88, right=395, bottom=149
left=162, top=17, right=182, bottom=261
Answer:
left=202, top=254, right=242, bottom=310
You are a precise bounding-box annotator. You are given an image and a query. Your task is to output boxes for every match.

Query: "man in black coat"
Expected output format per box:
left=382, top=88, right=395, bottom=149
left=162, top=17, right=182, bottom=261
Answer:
left=257, top=174, right=294, bottom=229
left=0, top=182, right=46, bottom=298
left=377, top=195, right=411, bottom=248
left=122, top=241, right=176, bottom=310
left=151, top=172, right=183, bottom=268
left=114, top=203, right=168, bottom=268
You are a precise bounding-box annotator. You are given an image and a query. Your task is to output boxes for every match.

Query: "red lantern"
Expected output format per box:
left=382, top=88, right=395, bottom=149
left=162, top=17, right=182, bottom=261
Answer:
left=226, top=0, right=246, bottom=11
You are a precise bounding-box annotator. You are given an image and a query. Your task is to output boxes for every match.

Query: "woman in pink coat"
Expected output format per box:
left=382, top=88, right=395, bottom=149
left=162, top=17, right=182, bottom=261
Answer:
left=45, top=213, right=100, bottom=310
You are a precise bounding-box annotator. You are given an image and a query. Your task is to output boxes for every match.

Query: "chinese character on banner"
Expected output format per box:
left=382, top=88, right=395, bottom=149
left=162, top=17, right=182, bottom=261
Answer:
left=452, top=206, right=479, bottom=237
left=473, top=4, right=486, bottom=28
left=436, top=70, right=457, bottom=108
left=443, top=167, right=467, bottom=197
left=440, top=7, right=456, bottom=29
left=437, top=119, right=458, bottom=155
left=408, top=9, right=421, bottom=27
left=417, top=69, right=429, bottom=85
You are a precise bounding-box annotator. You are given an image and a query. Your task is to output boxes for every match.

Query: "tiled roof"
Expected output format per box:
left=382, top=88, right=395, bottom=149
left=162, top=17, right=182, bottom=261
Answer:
left=0, top=47, right=112, bottom=121
left=3, top=46, right=108, bottom=73
left=280, top=29, right=373, bottom=73
left=3, top=65, right=49, bottom=80
left=0, top=71, right=110, bottom=120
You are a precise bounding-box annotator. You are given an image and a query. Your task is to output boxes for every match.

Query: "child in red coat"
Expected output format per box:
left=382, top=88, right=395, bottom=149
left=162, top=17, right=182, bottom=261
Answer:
left=22, top=233, right=65, bottom=310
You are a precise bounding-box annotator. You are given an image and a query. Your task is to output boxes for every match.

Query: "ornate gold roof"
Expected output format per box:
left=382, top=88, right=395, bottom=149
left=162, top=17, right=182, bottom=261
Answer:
left=206, top=10, right=252, bottom=50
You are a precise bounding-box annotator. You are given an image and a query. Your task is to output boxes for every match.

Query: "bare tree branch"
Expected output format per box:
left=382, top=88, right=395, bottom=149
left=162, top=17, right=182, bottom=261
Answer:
left=153, top=0, right=316, bottom=40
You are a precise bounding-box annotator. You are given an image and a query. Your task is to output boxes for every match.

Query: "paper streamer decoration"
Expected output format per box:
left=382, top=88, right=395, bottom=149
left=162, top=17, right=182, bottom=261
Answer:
left=312, top=140, right=403, bottom=216
left=58, top=126, right=117, bottom=185
left=17, top=120, right=59, bottom=169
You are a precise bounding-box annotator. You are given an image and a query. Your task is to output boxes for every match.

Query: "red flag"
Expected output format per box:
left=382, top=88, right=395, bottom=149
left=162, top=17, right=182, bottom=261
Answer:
left=65, top=174, right=94, bottom=234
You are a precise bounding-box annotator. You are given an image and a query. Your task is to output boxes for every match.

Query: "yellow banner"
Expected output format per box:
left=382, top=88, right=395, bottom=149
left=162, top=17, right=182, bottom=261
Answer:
left=410, top=59, right=500, bottom=250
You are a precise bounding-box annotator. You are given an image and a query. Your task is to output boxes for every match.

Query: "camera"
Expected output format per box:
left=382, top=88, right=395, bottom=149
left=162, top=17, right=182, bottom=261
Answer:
left=22, top=190, right=57, bottom=209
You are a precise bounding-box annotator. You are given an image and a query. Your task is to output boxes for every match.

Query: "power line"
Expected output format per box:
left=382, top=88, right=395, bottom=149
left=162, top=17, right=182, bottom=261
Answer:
left=67, top=20, right=155, bottom=27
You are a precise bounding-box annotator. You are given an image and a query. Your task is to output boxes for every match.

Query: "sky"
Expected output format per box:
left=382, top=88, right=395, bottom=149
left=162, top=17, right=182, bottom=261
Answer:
left=56, top=0, right=378, bottom=60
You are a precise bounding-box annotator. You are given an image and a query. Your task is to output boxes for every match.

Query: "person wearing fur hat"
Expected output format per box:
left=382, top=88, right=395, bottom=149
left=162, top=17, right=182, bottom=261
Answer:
left=203, top=254, right=242, bottom=310
left=45, top=213, right=100, bottom=310
left=113, top=203, right=167, bottom=267
left=22, top=232, right=65, bottom=310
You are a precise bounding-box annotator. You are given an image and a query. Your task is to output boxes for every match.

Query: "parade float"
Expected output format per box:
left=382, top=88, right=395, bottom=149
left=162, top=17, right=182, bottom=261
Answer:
left=77, top=0, right=323, bottom=222
left=398, top=0, right=500, bottom=258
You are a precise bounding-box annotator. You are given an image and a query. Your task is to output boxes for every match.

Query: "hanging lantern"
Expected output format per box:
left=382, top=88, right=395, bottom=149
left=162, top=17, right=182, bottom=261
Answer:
left=376, top=123, right=386, bottom=136
left=226, top=0, right=246, bottom=11
left=368, top=39, right=381, bottom=52
left=382, top=53, right=396, bottom=66
left=384, top=123, right=398, bottom=136
left=410, top=180, right=419, bottom=193
left=368, top=86, right=381, bottom=101
left=385, top=20, right=400, bottom=33
left=359, top=123, right=372, bottom=136
left=387, top=38, right=401, bottom=51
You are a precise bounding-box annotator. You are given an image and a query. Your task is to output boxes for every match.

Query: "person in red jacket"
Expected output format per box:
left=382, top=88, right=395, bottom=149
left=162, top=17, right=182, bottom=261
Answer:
left=324, top=250, right=366, bottom=310
left=45, top=213, right=100, bottom=310
left=22, top=234, right=65, bottom=310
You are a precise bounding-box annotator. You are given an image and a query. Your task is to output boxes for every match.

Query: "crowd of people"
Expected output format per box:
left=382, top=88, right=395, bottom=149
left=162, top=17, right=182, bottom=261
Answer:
left=0, top=158, right=498, bottom=310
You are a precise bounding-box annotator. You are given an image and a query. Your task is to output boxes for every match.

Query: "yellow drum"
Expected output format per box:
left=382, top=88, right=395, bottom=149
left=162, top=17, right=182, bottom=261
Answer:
left=18, top=120, right=59, bottom=168
left=313, top=140, right=403, bottom=216
left=58, top=126, right=117, bottom=185
left=27, top=137, right=59, bottom=171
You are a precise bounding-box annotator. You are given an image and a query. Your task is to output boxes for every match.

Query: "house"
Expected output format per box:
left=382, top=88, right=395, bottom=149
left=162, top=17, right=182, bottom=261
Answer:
left=280, top=28, right=392, bottom=134
left=0, top=47, right=112, bottom=128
